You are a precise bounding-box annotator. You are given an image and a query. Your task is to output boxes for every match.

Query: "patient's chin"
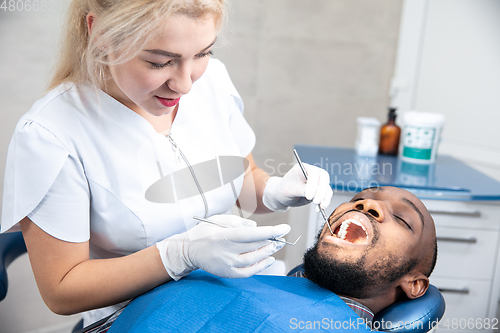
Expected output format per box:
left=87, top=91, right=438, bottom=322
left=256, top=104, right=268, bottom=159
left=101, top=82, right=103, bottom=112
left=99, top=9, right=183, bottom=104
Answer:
left=303, top=245, right=374, bottom=298
left=303, top=244, right=420, bottom=300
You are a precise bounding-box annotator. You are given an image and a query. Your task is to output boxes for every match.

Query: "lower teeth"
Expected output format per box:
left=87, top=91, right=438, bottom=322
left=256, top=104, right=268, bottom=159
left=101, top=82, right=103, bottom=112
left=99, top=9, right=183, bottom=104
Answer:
left=334, top=219, right=368, bottom=242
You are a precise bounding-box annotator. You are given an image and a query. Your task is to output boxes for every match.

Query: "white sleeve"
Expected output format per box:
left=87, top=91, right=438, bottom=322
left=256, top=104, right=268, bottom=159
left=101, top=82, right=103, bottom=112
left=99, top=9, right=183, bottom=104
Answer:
left=227, top=83, right=256, bottom=157
left=211, top=59, right=256, bottom=157
left=1, top=120, right=90, bottom=242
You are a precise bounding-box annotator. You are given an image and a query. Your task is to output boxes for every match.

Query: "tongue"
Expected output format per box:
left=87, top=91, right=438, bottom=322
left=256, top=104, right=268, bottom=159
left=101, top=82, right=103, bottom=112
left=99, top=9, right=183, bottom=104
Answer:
left=344, top=223, right=367, bottom=244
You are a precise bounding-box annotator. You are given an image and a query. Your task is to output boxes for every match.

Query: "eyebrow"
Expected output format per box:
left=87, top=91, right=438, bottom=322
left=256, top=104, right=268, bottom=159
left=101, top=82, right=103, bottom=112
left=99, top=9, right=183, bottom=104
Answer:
left=144, top=37, right=217, bottom=58
left=402, top=198, right=425, bottom=228
left=364, top=186, right=383, bottom=192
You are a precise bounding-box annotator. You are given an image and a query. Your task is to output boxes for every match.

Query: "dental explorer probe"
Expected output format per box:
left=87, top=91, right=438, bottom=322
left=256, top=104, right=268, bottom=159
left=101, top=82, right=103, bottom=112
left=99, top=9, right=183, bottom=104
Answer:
left=292, top=149, right=334, bottom=236
left=193, top=216, right=301, bottom=246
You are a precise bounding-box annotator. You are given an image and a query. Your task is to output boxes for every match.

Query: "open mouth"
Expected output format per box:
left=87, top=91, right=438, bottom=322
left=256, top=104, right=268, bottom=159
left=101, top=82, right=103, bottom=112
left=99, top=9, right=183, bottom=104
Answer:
left=331, top=216, right=370, bottom=245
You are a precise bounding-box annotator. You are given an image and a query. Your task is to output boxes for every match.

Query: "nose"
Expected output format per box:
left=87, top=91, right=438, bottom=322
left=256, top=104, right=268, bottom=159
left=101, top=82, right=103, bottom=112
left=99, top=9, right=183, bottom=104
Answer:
left=166, top=64, right=193, bottom=95
left=353, top=199, right=385, bottom=222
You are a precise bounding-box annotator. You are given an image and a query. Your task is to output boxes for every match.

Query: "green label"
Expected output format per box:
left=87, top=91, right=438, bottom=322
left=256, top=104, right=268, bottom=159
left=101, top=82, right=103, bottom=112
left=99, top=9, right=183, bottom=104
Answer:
left=403, top=147, right=432, bottom=160
left=402, top=125, right=437, bottom=160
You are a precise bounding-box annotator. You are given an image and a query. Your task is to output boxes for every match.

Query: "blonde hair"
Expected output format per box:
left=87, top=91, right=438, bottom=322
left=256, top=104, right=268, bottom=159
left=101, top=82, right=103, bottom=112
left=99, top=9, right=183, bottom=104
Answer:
left=49, top=0, right=225, bottom=91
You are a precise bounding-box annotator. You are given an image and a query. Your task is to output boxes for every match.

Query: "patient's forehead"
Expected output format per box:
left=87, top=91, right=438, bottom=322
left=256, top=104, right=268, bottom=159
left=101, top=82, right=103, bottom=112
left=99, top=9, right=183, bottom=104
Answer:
left=355, top=186, right=420, bottom=204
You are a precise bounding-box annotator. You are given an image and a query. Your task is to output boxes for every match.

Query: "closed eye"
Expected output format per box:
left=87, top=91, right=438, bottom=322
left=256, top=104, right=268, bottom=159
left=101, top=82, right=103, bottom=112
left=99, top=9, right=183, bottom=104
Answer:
left=148, top=61, right=173, bottom=69
left=394, top=214, right=412, bottom=231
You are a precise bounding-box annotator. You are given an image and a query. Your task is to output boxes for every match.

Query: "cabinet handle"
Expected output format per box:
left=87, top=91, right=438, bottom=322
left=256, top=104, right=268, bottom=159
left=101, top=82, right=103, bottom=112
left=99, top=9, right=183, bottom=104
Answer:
left=428, top=209, right=481, bottom=218
left=438, top=287, right=470, bottom=294
left=437, top=236, right=477, bottom=243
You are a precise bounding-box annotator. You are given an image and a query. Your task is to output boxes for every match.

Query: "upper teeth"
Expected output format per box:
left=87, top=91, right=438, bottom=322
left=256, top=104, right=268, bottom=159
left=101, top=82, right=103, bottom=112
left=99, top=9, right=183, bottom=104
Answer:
left=337, top=219, right=368, bottom=241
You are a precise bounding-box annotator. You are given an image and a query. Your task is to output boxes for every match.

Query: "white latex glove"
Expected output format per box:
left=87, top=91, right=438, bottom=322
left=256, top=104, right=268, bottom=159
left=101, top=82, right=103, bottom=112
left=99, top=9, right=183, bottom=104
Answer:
left=156, top=215, right=291, bottom=280
left=263, top=163, right=333, bottom=212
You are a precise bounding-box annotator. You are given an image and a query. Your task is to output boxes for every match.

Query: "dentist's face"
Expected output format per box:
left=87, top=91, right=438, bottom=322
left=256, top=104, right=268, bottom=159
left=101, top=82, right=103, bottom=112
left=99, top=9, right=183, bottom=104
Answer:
left=304, top=186, right=435, bottom=298
left=106, top=14, right=217, bottom=117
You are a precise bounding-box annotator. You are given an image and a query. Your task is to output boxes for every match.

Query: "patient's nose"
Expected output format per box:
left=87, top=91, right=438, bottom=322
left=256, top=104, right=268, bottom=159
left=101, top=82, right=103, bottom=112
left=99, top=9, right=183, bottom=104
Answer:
left=354, top=199, right=385, bottom=222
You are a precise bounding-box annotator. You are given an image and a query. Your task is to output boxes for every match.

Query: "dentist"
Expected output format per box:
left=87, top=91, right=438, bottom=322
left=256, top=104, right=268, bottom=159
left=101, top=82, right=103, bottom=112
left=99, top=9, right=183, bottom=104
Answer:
left=0, top=0, right=332, bottom=327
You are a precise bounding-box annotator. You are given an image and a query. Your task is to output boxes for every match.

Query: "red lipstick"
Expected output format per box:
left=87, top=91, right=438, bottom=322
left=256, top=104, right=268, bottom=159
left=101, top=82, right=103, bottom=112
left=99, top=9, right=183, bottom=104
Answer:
left=156, top=96, right=180, bottom=107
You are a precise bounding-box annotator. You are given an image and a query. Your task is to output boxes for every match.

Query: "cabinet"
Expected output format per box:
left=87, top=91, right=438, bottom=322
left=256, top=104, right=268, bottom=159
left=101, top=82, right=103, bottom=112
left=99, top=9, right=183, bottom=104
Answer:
left=286, top=146, right=500, bottom=332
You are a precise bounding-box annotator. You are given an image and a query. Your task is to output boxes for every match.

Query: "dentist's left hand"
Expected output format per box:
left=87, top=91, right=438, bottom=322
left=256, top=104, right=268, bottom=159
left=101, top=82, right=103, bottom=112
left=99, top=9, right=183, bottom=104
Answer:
left=156, top=215, right=291, bottom=280
left=263, top=163, right=333, bottom=212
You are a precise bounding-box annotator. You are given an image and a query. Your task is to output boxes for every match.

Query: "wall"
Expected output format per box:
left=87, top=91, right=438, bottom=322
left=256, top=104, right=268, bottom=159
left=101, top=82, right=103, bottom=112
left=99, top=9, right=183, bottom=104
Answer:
left=0, top=3, right=83, bottom=333
left=214, top=0, right=403, bottom=228
left=391, top=0, right=500, bottom=182
left=0, top=1, right=403, bottom=331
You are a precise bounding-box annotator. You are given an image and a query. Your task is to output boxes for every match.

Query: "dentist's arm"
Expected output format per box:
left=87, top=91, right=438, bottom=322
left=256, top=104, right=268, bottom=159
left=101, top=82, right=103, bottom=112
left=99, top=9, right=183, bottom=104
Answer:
left=20, top=216, right=168, bottom=315
left=20, top=214, right=289, bottom=315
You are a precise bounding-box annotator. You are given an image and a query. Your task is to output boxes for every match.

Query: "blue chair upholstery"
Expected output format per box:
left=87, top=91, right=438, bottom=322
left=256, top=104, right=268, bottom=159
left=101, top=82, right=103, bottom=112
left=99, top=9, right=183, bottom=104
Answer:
left=372, top=285, right=445, bottom=333
left=0, top=231, right=27, bottom=301
left=288, top=264, right=445, bottom=332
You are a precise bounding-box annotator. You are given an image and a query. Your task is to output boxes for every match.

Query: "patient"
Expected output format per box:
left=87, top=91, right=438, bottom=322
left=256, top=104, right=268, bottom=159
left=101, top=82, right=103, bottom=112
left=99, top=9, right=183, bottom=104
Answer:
left=297, top=186, right=437, bottom=324
left=88, top=186, right=438, bottom=332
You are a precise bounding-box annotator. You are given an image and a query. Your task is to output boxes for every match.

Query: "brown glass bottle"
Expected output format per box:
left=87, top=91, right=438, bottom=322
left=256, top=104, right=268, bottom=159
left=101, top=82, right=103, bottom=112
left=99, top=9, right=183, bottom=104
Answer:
left=379, top=107, right=401, bottom=156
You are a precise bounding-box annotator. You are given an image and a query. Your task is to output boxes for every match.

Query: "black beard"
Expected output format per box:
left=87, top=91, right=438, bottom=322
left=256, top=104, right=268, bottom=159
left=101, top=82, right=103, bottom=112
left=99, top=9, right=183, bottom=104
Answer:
left=303, top=243, right=375, bottom=298
left=303, top=225, right=418, bottom=299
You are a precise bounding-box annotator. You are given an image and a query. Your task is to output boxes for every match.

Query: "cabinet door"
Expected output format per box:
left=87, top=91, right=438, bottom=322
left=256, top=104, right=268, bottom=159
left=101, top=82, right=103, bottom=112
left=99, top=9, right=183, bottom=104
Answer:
left=433, top=226, right=499, bottom=280
left=430, top=277, right=497, bottom=333
left=423, top=199, right=500, bottom=230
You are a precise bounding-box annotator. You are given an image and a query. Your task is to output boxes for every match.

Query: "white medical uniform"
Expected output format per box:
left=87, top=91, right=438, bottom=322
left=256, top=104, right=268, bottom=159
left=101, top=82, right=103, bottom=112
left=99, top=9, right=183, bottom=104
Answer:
left=0, top=59, right=256, bottom=326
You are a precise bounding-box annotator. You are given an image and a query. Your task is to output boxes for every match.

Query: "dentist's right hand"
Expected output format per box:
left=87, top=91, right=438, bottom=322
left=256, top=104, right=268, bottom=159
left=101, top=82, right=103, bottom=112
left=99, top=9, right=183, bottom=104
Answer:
left=156, top=215, right=291, bottom=280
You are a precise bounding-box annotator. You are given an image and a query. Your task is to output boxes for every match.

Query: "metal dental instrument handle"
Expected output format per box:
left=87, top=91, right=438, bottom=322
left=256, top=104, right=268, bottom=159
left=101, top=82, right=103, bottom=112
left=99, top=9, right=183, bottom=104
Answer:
left=292, top=149, right=334, bottom=236
left=193, top=216, right=301, bottom=246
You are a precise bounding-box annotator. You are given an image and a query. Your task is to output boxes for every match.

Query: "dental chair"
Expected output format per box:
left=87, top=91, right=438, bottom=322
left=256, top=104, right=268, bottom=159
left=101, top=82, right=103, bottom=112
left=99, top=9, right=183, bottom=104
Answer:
left=287, top=264, right=446, bottom=333
left=0, top=231, right=26, bottom=302
left=1, top=232, right=445, bottom=332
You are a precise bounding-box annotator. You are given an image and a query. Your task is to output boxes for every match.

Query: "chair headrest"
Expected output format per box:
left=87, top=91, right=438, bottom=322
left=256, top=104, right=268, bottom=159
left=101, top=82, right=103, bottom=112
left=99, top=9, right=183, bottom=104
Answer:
left=287, top=264, right=446, bottom=332
left=372, top=285, right=445, bottom=332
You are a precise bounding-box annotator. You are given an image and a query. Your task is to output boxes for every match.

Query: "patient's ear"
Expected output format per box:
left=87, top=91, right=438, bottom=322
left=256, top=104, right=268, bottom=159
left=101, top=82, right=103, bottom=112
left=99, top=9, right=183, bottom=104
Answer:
left=399, top=273, right=429, bottom=299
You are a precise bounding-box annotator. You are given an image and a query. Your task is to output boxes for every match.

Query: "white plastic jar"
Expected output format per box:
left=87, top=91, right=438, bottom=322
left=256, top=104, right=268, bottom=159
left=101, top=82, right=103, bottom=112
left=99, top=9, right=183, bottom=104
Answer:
left=355, top=117, right=381, bottom=157
left=400, top=111, right=446, bottom=164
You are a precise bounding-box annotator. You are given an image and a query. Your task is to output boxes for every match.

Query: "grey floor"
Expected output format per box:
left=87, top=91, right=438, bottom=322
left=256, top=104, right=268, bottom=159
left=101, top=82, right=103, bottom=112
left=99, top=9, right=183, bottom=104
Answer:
left=0, top=0, right=404, bottom=332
